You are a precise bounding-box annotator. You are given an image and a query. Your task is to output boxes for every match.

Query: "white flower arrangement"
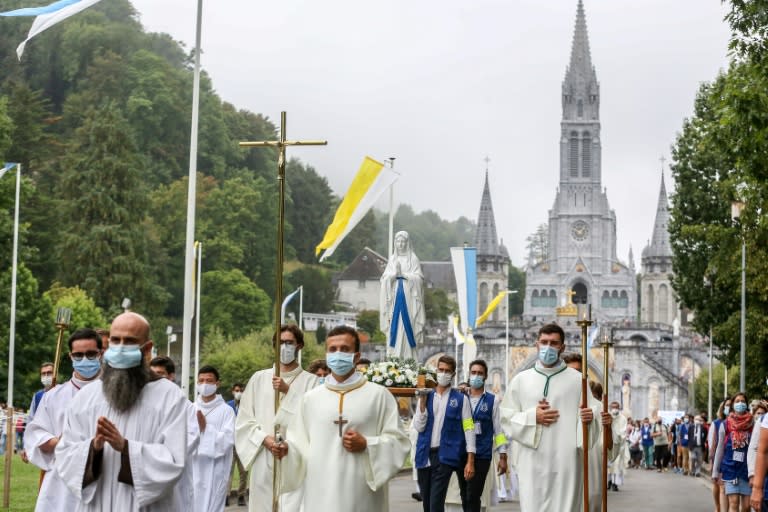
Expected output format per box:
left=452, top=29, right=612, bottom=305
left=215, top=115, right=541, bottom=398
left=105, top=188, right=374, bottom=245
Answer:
left=362, top=357, right=436, bottom=388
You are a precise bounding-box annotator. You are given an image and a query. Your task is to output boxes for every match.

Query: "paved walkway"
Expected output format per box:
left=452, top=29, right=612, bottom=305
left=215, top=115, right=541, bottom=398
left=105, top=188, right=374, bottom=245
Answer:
left=227, top=466, right=716, bottom=511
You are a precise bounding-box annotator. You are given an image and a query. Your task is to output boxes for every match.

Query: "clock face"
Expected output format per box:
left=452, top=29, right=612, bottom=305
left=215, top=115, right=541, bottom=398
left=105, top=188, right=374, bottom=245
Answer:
left=571, top=220, right=589, bottom=241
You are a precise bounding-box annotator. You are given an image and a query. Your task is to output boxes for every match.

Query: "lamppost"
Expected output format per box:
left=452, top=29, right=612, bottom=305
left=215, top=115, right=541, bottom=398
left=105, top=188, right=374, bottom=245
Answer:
left=731, top=198, right=746, bottom=392
left=166, top=325, right=177, bottom=357
left=704, top=274, right=714, bottom=421
left=504, top=289, right=519, bottom=387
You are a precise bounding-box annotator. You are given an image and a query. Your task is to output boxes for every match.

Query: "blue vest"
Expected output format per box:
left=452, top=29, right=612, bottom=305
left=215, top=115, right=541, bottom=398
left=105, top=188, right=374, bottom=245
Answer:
left=679, top=422, right=690, bottom=447
left=641, top=425, right=653, bottom=446
left=472, top=393, right=495, bottom=460
left=415, top=389, right=467, bottom=469
left=720, top=423, right=750, bottom=481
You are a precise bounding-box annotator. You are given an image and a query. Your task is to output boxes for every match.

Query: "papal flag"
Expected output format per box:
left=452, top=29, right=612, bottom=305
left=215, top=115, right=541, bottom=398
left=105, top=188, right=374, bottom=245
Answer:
left=0, top=163, right=18, bottom=179
left=476, top=290, right=507, bottom=328
left=0, top=0, right=104, bottom=59
left=450, top=246, right=477, bottom=379
left=315, top=156, right=399, bottom=262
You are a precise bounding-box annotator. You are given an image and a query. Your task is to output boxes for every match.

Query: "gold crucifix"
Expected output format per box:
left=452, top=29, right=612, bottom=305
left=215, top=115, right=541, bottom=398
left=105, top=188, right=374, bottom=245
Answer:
left=240, top=112, right=326, bottom=512
left=565, top=288, right=576, bottom=305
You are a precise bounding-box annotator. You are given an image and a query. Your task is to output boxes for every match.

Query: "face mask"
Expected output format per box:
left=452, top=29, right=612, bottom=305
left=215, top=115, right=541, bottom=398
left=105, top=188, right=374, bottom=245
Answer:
left=469, top=375, right=485, bottom=389
left=326, top=352, right=356, bottom=376
left=104, top=344, right=143, bottom=369
left=280, top=344, right=296, bottom=365
left=436, top=372, right=453, bottom=387
left=734, top=402, right=748, bottom=414
left=318, top=377, right=325, bottom=385
left=724, top=406, right=730, bottom=415
left=538, top=345, right=560, bottom=366
left=73, top=358, right=101, bottom=379
left=233, top=391, right=243, bottom=401
left=610, top=408, right=620, bottom=417
left=197, top=383, right=217, bottom=397
left=683, top=418, right=689, bottom=424
left=41, top=375, right=53, bottom=388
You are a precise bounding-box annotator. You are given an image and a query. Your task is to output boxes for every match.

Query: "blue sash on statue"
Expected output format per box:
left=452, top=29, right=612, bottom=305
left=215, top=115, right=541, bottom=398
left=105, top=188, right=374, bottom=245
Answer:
left=389, top=277, right=417, bottom=348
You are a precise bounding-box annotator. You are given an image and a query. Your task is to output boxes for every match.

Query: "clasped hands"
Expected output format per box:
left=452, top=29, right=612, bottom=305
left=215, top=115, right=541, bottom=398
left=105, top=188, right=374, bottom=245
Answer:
left=263, top=429, right=368, bottom=460
left=536, top=399, right=594, bottom=426
left=93, top=416, right=126, bottom=453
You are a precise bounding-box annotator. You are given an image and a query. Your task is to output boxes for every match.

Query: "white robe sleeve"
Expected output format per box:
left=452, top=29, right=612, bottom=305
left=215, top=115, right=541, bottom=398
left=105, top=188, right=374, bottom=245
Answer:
left=360, top=389, right=410, bottom=492
left=24, top=390, right=57, bottom=471
left=199, top=407, right=235, bottom=458
left=235, top=373, right=269, bottom=470
left=500, top=376, right=540, bottom=449
left=127, top=390, right=188, bottom=507
left=55, top=396, right=98, bottom=504
left=748, top=420, right=761, bottom=477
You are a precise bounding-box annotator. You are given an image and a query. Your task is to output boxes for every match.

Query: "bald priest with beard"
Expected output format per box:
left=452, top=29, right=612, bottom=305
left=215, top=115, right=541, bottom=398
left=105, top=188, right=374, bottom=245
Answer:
left=56, top=312, right=188, bottom=511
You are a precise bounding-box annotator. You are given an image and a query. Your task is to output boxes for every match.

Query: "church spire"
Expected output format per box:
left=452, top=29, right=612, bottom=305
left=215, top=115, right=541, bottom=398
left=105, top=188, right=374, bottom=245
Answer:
left=474, top=167, right=499, bottom=257
left=643, top=172, right=672, bottom=259
left=562, top=0, right=599, bottom=121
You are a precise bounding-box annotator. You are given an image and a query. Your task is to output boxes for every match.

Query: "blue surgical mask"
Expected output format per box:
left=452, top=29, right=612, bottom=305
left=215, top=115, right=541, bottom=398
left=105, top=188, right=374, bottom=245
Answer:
left=104, top=344, right=144, bottom=369
left=469, top=375, right=485, bottom=389
left=734, top=402, right=748, bottom=414
left=73, top=358, right=101, bottom=379
left=538, top=345, right=559, bottom=366
left=326, top=352, right=355, bottom=376
left=724, top=406, right=730, bottom=415
left=318, top=377, right=325, bottom=385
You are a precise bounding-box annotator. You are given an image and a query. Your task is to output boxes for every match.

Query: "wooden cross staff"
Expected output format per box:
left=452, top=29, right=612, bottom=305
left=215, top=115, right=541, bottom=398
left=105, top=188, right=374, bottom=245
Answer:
left=240, top=111, right=326, bottom=512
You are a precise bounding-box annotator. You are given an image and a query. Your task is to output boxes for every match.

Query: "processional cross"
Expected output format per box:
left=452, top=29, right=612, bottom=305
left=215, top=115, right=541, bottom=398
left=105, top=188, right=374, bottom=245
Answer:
left=240, top=112, right=326, bottom=512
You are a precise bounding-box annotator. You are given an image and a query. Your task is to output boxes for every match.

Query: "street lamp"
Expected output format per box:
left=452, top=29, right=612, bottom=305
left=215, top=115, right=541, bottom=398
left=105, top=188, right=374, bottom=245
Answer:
left=121, top=297, right=131, bottom=312
left=505, top=289, right=519, bottom=387
left=166, top=325, right=177, bottom=356
left=731, top=199, right=746, bottom=392
left=704, top=275, right=714, bottom=422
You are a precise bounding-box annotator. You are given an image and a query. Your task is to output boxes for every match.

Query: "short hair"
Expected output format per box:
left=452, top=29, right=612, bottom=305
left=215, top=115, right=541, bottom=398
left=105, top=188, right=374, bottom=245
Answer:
left=562, top=352, right=582, bottom=365
left=307, top=359, right=329, bottom=374
left=150, top=356, right=175, bottom=375
left=537, top=323, right=565, bottom=343
left=590, top=381, right=603, bottom=400
left=468, top=359, right=488, bottom=377
left=40, top=362, right=54, bottom=370
left=275, top=324, right=305, bottom=347
left=198, top=365, right=220, bottom=381
left=357, top=358, right=371, bottom=366
left=327, top=325, right=360, bottom=352
left=437, top=355, right=457, bottom=373
left=231, top=382, right=245, bottom=390
left=731, top=392, right=749, bottom=406
left=68, top=328, right=102, bottom=351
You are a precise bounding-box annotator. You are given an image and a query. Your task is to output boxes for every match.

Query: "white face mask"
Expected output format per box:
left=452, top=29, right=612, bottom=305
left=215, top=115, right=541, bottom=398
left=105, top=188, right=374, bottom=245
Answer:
left=41, top=375, right=53, bottom=388
left=233, top=391, right=243, bottom=401
left=197, top=383, right=217, bottom=397
left=280, top=344, right=296, bottom=365
left=610, top=408, right=620, bottom=417
left=436, top=372, right=453, bottom=387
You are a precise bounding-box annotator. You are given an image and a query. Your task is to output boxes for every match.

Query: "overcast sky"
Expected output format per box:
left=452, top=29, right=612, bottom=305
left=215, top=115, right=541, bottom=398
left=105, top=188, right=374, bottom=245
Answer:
left=129, top=0, right=731, bottom=267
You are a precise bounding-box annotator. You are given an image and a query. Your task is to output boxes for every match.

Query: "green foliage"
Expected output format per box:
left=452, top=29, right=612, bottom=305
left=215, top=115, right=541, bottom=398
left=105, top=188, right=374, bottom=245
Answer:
left=693, top=363, right=741, bottom=413
left=0, top=451, right=42, bottom=510
left=508, top=265, right=526, bottom=316
left=285, top=159, right=334, bottom=263
left=356, top=309, right=384, bottom=342
left=0, top=96, right=15, bottom=158
left=525, top=223, right=549, bottom=265
left=201, top=269, right=271, bottom=337
left=44, top=283, right=106, bottom=333
left=424, top=288, right=456, bottom=323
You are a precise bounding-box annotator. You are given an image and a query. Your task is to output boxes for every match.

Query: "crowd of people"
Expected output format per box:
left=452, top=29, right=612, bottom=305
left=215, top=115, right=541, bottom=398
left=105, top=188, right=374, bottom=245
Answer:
left=17, top=313, right=768, bottom=511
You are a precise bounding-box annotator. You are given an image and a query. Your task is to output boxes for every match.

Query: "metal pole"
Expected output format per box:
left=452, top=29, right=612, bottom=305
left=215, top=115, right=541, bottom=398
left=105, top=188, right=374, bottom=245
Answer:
left=2, top=164, right=20, bottom=508
left=708, top=327, right=713, bottom=421
left=576, top=305, right=592, bottom=512
left=739, top=240, right=746, bottom=391
left=387, top=158, right=395, bottom=257
left=194, top=242, right=202, bottom=382
left=505, top=291, right=510, bottom=389
left=181, top=0, right=204, bottom=397
left=298, top=285, right=303, bottom=366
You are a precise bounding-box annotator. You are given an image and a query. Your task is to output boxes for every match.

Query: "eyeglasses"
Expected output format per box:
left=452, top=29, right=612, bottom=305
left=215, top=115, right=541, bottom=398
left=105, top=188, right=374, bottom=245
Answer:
left=70, top=350, right=101, bottom=361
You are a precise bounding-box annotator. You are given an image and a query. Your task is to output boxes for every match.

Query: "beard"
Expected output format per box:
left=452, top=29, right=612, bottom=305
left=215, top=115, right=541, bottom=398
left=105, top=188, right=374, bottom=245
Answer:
left=101, top=362, right=151, bottom=413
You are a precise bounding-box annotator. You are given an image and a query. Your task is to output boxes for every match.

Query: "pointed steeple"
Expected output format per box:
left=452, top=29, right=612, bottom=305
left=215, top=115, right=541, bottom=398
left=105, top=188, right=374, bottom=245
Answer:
left=562, top=0, right=599, bottom=121
left=566, top=1, right=593, bottom=84
left=642, top=172, right=672, bottom=259
left=474, top=169, right=499, bottom=257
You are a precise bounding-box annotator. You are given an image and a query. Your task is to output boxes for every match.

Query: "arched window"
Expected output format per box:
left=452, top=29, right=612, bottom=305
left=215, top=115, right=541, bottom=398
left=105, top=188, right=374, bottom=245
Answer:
left=658, top=284, right=669, bottom=325
left=492, top=283, right=500, bottom=322
left=569, top=131, right=579, bottom=177
left=577, top=99, right=583, bottom=118
left=620, top=290, right=629, bottom=308
left=611, top=290, right=619, bottom=308
left=550, top=290, right=557, bottom=307
left=582, top=132, right=591, bottom=178
left=601, top=290, right=610, bottom=307
left=646, top=284, right=655, bottom=323
left=532, top=289, right=540, bottom=307
left=479, top=282, right=489, bottom=316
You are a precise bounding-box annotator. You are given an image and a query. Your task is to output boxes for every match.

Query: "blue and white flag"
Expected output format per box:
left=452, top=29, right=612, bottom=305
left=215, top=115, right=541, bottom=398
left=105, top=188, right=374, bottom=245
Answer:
left=0, top=163, right=18, bottom=179
left=450, top=246, right=477, bottom=334
left=587, top=323, right=599, bottom=347
left=280, top=287, right=301, bottom=323
left=0, top=0, right=104, bottom=59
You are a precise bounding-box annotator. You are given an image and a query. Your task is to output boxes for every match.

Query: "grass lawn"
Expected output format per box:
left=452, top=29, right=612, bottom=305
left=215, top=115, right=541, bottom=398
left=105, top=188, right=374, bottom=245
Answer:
left=0, top=453, right=39, bottom=511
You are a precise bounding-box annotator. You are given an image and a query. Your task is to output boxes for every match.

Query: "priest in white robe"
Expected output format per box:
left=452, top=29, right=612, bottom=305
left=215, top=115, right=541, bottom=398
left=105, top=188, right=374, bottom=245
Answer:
left=278, top=325, right=410, bottom=512
left=235, top=324, right=318, bottom=512
left=501, top=324, right=600, bottom=512
left=55, top=312, right=188, bottom=511
left=25, top=328, right=104, bottom=512
left=193, top=365, right=235, bottom=512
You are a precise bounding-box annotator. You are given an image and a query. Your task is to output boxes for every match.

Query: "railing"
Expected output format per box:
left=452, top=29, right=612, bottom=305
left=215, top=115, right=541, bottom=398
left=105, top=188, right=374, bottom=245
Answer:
left=641, top=353, right=689, bottom=396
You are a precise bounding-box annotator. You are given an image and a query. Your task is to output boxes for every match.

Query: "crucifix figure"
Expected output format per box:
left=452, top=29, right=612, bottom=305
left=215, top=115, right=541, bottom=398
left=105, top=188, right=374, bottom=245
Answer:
left=240, top=112, right=326, bottom=512
left=334, top=414, right=349, bottom=437
left=565, top=288, right=576, bottom=305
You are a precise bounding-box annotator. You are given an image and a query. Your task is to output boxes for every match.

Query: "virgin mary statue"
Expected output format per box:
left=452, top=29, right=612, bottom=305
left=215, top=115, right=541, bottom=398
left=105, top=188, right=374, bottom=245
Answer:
left=380, top=231, right=425, bottom=359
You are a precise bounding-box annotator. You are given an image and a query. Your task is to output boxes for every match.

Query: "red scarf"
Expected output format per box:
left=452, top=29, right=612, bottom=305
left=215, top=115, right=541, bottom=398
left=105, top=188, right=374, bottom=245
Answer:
left=726, top=412, right=754, bottom=449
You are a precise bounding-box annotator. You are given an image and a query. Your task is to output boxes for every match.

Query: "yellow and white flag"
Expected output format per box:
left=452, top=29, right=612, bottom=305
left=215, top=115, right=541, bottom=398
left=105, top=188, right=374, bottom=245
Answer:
left=475, top=290, right=508, bottom=327
left=316, top=156, right=398, bottom=262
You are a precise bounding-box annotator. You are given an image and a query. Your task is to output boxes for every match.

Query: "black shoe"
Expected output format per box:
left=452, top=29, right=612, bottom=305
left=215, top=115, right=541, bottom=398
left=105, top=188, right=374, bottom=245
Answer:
left=411, top=492, right=422, bottom=502
left=238, top=496, right=246, bottom=506
left=225, top=496, right=230, bottom=507
left=612, top=484, right=619, bottom=491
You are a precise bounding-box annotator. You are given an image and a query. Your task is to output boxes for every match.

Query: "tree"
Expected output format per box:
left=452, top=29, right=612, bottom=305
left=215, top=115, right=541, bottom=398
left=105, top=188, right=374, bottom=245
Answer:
left=200, top=269, right=271, bottom=337
left=507, top=265, right=526, bottom=317
left=356, top=310, right=384, bottom=342
left=424, top=288, right=456, bottom=323
left=43, top=283, right=107, bottom=332
left=525, top=223, right=549, bottom=264
left=283, top=265, right=334, bottom=316
left=285, top=159, right=334, bottom=263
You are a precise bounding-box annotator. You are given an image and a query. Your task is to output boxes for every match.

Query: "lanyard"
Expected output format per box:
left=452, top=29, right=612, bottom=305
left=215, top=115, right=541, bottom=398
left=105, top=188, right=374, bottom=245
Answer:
left=472, top=393, right=487, bottom=420
left=533, top=366, right=567, bottom=398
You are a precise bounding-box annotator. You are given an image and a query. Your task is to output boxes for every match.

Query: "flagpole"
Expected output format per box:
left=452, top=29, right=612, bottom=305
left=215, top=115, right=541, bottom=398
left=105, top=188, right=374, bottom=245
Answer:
left=298, top=285, right=303, bottom=365
left=181, top=0, right=204, bottom=397
left=2, top=163, right=20, bottom=508
left=194, top=241, right=202, bottom=382
left=505, top=290, right=510, bottom=387
left=386, top=158, right=395, bottom=257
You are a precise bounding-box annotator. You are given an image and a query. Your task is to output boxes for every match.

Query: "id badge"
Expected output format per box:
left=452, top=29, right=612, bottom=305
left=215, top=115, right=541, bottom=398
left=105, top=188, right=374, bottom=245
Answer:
left=733, top=450, right=745, bottom=463
left=475, top=422, right=482, bottom=435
